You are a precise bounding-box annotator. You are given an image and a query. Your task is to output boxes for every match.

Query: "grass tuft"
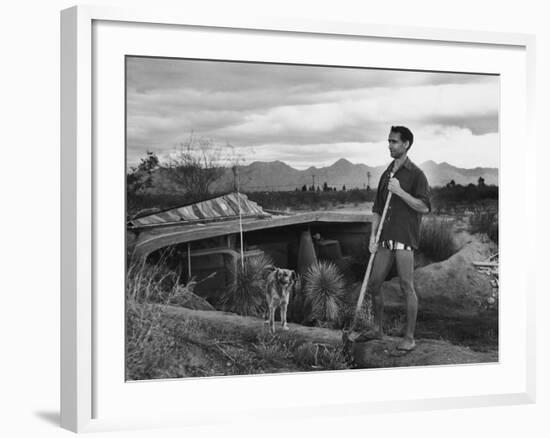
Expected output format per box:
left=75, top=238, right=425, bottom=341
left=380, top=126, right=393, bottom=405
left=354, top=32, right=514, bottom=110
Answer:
left=419, top=215, right=457, bottom=262
left=469, top=210, right=498, bottom=244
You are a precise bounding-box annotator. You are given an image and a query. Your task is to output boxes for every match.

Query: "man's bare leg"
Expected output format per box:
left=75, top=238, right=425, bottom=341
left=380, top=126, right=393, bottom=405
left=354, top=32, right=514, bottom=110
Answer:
left=366, top=247, right=394, bottom=339
left=395, top=250, right=417, bottom=350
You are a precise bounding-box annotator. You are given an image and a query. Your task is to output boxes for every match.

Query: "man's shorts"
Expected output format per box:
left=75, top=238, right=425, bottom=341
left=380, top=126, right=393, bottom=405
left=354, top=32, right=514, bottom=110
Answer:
left=380, top=240, right=413, bottom=251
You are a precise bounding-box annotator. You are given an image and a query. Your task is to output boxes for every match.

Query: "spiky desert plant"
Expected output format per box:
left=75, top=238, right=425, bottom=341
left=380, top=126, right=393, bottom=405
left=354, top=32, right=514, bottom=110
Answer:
left=221, top=254, right=273, bottom=316
left=303, top=261, right=345, bottom=323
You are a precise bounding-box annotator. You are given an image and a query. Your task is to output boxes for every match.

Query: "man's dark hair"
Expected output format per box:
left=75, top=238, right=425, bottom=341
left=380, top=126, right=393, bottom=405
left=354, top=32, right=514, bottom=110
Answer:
left=390, top=126, right=414, bottom=149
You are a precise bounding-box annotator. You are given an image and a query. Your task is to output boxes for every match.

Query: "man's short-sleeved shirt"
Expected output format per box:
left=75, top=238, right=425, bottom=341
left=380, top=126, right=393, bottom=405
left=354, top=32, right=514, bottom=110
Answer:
left=372, top=156, right=431, bottom=250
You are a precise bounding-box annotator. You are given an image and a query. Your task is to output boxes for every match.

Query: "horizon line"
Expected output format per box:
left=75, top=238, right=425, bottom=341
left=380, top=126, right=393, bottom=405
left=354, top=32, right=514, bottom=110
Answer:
left=234, top=158, right=499, bottom=171
left=127, top=157, right=499, bottom=171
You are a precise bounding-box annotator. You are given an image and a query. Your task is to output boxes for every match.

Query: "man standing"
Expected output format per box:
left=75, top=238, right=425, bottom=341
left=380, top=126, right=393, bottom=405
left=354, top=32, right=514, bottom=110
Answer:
left=367, top=126, right=431, bottom=351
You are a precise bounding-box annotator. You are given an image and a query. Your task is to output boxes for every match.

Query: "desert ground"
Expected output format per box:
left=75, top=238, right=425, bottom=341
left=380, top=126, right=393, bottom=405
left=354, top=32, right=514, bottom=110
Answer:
left=126, top=188, right=498, bottom=380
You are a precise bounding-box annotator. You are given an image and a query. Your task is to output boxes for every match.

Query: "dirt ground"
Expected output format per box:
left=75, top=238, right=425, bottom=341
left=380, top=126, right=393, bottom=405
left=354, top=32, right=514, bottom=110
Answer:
left=134, top=304, right=498, bottom=379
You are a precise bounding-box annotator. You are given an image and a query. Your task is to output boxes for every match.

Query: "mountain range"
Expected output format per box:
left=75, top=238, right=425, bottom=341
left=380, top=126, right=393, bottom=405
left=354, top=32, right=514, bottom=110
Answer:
left=145, top=158, right=498, bottom=194
left=210, top=158, right=498, bottom=191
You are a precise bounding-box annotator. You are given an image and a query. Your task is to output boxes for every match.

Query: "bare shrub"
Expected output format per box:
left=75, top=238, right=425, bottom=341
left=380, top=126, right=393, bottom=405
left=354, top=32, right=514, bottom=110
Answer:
left=162, top=134, right=226, bottom=197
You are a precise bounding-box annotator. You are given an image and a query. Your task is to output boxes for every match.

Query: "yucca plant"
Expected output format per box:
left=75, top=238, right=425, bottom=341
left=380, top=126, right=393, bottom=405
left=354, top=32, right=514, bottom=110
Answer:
left=303, top=261, right=345, bottom=323
left=221, top=254, right=273, bottom=316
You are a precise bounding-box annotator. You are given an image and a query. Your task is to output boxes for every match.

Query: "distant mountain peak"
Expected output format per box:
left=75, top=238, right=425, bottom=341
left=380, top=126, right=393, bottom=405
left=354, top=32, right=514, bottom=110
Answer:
left=250, top=160, right=289, bottom=168
left=333, top=158, right=353, bottom=166
left=421, top=160, right=438, bottom=167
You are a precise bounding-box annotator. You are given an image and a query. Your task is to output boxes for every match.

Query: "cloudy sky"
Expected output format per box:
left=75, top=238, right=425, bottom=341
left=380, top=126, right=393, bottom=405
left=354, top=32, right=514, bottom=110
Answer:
left=126, top=56, right=499, bottom=170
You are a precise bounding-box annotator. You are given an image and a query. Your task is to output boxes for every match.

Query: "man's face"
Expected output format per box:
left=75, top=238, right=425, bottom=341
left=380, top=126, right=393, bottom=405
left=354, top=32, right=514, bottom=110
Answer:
left=388, top=131, right=409, bottom=159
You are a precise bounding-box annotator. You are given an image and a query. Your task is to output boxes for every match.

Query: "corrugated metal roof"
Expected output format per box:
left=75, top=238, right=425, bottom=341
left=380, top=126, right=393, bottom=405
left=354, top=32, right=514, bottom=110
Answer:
left=129, top=192, right=270, bottom=227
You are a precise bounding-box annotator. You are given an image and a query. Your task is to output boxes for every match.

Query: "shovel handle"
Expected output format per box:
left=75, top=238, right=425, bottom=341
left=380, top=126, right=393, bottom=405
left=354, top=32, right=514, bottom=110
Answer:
left=350, top=192, right=393, bottom=332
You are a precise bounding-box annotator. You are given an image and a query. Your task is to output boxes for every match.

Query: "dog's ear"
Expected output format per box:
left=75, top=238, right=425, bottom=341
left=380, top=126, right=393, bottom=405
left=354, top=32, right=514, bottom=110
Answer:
left=291, top=270, right=297, bottom=282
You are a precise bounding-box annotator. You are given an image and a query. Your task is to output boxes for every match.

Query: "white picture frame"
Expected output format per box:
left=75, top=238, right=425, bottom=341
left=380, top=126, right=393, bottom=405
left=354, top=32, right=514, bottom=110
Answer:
left=60, top=4, right=536, bottom=433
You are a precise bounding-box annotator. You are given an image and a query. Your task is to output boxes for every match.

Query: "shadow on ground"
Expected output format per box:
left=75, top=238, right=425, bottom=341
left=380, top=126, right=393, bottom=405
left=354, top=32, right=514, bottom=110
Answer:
left=34, top=411, right=60, bottom=427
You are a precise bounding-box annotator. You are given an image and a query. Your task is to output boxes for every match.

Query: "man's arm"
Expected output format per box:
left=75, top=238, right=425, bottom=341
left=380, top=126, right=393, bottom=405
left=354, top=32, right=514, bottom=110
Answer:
left=388, top=178, right=430, bottom=214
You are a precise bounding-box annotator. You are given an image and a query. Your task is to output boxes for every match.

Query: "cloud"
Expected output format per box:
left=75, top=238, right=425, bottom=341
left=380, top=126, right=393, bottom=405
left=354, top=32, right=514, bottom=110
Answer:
left=213, top=127, right=498, bottom=171
left=126, top=57, right=499, bottom=169
left=127, top=56, right=494, bottom=93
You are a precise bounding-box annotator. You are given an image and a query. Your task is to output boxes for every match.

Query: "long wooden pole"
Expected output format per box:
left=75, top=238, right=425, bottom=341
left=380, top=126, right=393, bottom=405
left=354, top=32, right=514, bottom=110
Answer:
left=350, top=192, right=393, bottom=333
left=187, top=242, right=192, bottom=278
left=233, top=166, right=245, bottom=270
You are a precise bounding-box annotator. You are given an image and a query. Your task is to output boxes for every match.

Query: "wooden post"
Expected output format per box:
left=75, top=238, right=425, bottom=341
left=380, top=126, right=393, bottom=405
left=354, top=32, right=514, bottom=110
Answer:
left=187, top=242, right=192, bottom=278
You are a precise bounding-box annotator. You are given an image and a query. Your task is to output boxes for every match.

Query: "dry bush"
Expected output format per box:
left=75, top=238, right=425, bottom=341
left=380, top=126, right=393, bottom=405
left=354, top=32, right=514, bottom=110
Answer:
left=469, top=210, right=498, bottom=244
left=419, top=215, right=457, bottom=262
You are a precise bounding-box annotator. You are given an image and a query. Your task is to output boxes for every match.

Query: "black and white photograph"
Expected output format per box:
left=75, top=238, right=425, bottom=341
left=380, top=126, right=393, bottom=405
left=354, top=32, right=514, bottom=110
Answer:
left=125, top=56, right=499, bottom=380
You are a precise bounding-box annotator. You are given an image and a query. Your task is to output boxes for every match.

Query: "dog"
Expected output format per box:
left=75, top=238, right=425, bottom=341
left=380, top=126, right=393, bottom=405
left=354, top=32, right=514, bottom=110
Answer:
left=264, top=267, right=297, bottom=333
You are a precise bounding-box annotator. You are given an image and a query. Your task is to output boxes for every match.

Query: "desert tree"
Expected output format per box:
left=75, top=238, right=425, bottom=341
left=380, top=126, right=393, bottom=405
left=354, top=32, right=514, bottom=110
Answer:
left=126, top=151, right=159, bottom=215
left=127, top=151, right=159, bottom=193
left=162, top=134, right=226, bottom=198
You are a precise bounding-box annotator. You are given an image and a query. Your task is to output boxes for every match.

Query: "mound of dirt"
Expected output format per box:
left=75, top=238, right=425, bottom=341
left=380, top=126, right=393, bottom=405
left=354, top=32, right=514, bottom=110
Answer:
left=382, top=235, right=496, bottom=314
left=171, top=291, right=216, bottom=311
